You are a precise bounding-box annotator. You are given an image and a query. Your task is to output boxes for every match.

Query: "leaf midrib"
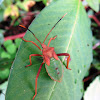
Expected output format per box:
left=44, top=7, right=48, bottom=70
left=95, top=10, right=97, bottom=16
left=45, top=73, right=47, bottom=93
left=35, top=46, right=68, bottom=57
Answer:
left=48, top=0, right=81, bottom=100
left=65, top=0, right=81, bottom=54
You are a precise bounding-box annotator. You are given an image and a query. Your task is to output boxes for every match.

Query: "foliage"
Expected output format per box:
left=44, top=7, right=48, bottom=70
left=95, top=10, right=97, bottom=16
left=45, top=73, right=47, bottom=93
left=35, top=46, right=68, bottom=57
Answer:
left=4, top=5, right=19, bottom=20
left=0, top=38, right=21, bottom=80
left=34, top=0, right=48, bottom=5
left=5, top=0, right=92, bottom=100
left=16, top=0, right=36, bottom=11
left=0, top=0, right=100, bottom=100
left=0, top=0, right=36, bottom=21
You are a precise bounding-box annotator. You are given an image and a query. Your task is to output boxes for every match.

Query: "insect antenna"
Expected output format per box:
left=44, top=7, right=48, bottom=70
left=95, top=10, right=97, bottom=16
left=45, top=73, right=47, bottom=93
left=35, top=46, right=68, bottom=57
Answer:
left=43, top=13, right=67, bottom=43
left=19, top=25, right=42, bottom=45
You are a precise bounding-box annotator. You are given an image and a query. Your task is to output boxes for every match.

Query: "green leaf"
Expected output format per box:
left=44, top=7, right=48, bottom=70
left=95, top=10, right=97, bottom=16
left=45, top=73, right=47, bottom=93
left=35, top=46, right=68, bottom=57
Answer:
left=43, top=0, right=47, bottom=5
left=4, top=5, right=19, bottom=19
left=0, top=58, right=13, bottom=69
left=1, top=51, right=11, bottom=59
left=6, top=44, right=16, bottom=54
left=15, top=38, right=22, bottom=48
left=0, top=8, right=4, bottom=22
left=4, top=40, right=17, bottom=54
left=34, top=0, right=49, bottom=5
left=16, top=0, right=35, bottom=11
left=0, top=68, right=10, bottom=80
left=86, top=0, right=99, bottom=12
left=6, top=0, right=92, bottom=100
left=3, top=0, right=12, bottom=7
left=4, top=40, right=13, bottom=47
left=0, top=47, right=4, bottom=56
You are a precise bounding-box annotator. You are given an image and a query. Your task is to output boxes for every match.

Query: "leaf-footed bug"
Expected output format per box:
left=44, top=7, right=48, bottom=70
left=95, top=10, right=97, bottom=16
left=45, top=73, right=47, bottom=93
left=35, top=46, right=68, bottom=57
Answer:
left=19, top=13, right=71, bottom=100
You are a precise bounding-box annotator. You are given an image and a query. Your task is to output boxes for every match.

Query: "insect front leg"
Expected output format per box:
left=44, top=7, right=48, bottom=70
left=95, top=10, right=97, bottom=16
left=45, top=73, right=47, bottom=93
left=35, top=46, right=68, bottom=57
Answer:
left=57, top=53, right=71, bottom=70
left=26, top=54, right=43, bottom=67
left=22, top=38, right=42, bottom=51
left=47, top=35, right=57, bottom=47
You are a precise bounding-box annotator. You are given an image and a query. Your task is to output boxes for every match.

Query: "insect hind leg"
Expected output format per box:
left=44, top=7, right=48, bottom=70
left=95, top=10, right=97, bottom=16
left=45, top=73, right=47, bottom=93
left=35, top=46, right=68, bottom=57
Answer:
left=57, top=53, right=71, bottom=70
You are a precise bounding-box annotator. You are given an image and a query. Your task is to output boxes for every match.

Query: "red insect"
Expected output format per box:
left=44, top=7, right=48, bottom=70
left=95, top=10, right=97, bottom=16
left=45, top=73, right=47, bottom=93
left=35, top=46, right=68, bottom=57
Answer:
left=19, top=13, right=71, bottom=100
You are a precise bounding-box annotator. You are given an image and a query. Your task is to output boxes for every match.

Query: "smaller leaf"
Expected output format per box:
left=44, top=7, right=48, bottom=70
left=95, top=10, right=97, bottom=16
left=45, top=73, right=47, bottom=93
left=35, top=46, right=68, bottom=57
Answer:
left=0, top=47, right=4, bottom=55
left=86, top=0, right=99, bottom=12
left=6, top=44, right=16, bottom=54
left=4, top=5, right=19, bottom=19
left=0, top=58, right=12, bottom=69
left=0, top=8, right=4, bottom=22
left=43, top=0, right=47, bottom=5
left=4, top=40, right=13, bottom=47
left=3, top=0, right=12, bottom=7
left=15, top=38, right=22, bottom=48
left=84, top=76, right=100, bottom=100
left=16, top=0, right=35, bottom=11
left=0, top=68, right=10, bottom=80
left=1, top=51, right=11, bottom=59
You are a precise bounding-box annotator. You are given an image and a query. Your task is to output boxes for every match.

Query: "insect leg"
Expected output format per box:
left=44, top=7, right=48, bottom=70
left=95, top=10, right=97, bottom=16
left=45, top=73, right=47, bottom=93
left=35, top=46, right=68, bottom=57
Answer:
left=57, top=53, right=71, bottom=70
left=22, top=38, right=42, bottom=51
left=26, top=54, right=42, bottom=67
left=32, top=62, right=44, bottom=100
left=47, top=35, right=57, bottom=47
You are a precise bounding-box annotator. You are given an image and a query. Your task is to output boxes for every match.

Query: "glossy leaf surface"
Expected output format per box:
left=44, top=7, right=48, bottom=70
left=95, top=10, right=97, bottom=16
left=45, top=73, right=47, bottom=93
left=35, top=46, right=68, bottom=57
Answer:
left=6, top=0, right=92, bottom=100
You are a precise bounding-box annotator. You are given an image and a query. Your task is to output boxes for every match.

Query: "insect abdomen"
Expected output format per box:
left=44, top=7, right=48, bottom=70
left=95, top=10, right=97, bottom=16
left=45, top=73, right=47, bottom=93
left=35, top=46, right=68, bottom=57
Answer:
left=45, top=58, right=63, bottom=82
